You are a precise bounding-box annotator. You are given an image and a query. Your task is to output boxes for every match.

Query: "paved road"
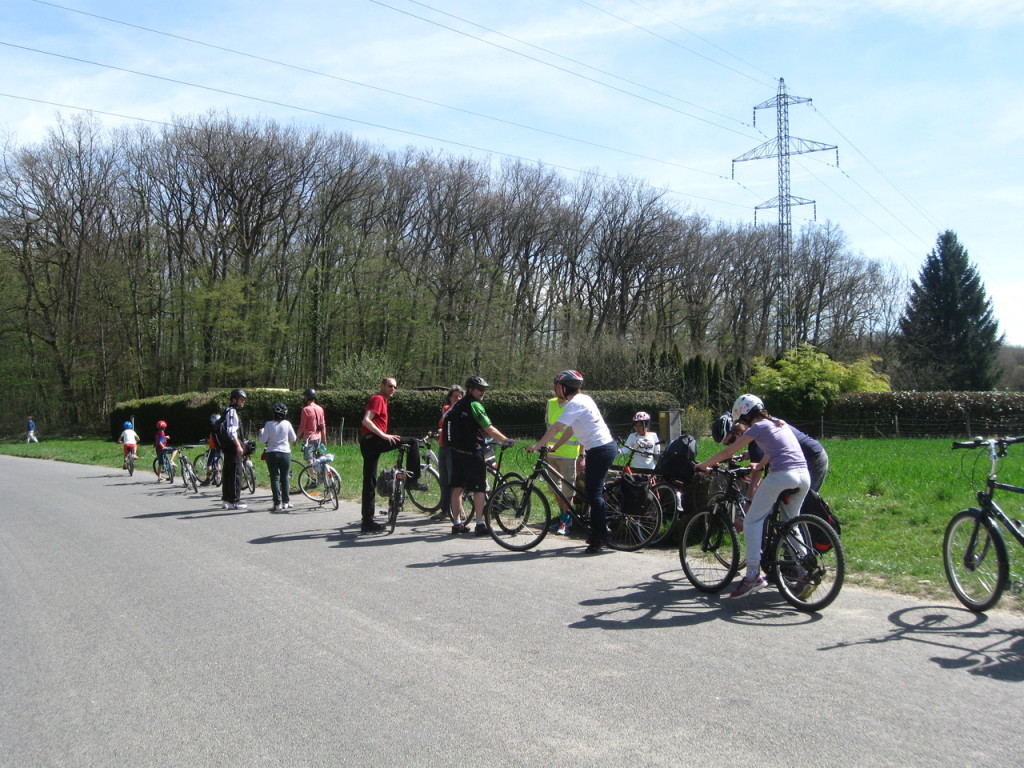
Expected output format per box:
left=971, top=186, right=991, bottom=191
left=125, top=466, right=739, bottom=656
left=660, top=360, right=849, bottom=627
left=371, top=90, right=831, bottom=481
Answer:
left=1, top=454, right=1022, bottom=767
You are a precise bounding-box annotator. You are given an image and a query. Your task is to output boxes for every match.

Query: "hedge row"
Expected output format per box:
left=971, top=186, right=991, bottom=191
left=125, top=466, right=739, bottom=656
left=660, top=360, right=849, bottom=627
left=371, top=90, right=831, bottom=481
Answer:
left=110, top=388, right=681, bottom=444
left=826, top=391, right=1024, bottom=437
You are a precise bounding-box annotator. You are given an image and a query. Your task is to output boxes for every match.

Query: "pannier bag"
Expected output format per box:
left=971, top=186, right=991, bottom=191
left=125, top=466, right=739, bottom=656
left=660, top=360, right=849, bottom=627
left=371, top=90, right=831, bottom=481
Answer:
left=801, top=489, right=842, bottom=552
left=376, top=467, right=397, bottom=498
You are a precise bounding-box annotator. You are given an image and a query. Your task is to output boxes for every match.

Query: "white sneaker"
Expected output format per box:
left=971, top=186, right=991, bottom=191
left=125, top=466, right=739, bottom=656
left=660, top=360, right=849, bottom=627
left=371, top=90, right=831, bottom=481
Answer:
left=556, top=522, right=569, bottom=535
left=233, top=503, right=248, bottom=510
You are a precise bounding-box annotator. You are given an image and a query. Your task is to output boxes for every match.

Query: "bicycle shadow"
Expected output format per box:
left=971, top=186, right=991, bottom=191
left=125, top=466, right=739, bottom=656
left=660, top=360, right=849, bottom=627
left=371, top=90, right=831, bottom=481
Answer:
left=128, top=505, right=261, bottom=520
left=820, top=605, right=1024, bottom=682
left=568, top=569, right=821, bottom=630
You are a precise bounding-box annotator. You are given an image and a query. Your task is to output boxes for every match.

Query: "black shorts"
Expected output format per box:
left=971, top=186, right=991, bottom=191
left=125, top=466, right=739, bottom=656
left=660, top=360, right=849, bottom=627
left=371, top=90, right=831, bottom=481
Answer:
left=450, top=449, right=487, bottom=492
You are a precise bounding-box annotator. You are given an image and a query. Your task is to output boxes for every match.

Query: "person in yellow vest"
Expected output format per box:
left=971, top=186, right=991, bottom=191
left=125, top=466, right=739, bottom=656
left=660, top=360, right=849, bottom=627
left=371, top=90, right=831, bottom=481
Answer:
left=546, top=382, right=582, bottom=535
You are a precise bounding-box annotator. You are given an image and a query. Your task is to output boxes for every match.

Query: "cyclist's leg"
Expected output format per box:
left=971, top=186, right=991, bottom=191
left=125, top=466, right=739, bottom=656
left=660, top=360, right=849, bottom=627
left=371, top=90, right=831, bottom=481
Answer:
left=549, top=455, right=577, bottom=532
left=399, top=436, right=424, bottom=484
left=360, top=435, right=389, bottom=527
left=583, top=443, right=617, bottom=548
left=438, top=445, right=452, bottom=519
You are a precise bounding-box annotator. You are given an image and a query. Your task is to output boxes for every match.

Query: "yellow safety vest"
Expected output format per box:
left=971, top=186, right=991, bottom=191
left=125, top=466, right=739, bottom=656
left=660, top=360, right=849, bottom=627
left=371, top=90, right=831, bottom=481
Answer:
left=547, top=398, right=580, bottom=458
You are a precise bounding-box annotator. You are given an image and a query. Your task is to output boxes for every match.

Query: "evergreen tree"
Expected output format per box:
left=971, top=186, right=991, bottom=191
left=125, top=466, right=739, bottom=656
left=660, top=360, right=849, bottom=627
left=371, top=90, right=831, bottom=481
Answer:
left=895, top=231, right=1003, bottom=390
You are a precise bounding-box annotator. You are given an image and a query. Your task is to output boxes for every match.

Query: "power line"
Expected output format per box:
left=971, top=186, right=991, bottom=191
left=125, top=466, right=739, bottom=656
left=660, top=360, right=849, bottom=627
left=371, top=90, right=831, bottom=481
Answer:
left=29, top=0, right=737, bottom=179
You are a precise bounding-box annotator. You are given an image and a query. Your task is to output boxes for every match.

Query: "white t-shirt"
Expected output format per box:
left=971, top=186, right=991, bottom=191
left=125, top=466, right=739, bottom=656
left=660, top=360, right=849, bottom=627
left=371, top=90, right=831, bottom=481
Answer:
left=119, top=428, right=140, bottom=445
left=557, top=394, right=613, bottom=452
left=623, top=431, right=661, bottom=469
left=260, top=419, right=296, bottom=453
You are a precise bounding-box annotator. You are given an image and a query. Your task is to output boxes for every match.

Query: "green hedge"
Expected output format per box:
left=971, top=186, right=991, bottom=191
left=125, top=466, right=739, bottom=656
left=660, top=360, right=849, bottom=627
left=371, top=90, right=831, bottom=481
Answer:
left=826, top=391, right=1024, bottom=437
left=111, top=388, right=681, bottom=444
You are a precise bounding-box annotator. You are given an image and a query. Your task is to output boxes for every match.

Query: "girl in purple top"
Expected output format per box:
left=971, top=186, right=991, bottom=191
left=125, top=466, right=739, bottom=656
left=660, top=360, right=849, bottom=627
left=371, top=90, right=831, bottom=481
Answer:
left=695, top=394, right=811, bottom=598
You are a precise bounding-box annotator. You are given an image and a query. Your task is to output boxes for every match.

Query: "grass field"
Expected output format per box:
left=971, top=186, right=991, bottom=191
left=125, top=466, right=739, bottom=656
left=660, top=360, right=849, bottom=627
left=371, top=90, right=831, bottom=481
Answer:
left=3, top=435, right=1023, bottom=605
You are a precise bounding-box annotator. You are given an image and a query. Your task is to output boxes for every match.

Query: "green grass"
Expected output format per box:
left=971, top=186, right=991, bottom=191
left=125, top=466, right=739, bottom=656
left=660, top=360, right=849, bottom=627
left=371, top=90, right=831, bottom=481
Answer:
left=3, top=436, right=1023, bottom=605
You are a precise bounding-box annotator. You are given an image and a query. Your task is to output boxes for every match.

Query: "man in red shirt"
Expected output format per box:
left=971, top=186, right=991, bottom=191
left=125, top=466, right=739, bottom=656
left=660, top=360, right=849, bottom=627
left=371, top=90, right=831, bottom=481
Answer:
left=297, top=388, right=327, bottom=461
left=359, top=377, right=426, bottom=532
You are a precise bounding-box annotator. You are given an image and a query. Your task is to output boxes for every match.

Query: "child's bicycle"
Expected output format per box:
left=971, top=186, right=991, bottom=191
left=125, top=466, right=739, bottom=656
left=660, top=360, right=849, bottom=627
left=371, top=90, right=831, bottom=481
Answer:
left=679, top=465, right=845, bottom=612
left=122, top=448, right=137, bottom=476
left=192, top=447, right=222, bottom=487
left=153, top=449, right=177, bottom=483
left=944, top=435, right=1024, bottom=612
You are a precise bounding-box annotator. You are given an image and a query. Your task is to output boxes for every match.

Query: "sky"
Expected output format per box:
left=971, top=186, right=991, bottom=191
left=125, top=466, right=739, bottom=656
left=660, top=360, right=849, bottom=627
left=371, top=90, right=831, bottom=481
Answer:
left=3, top=0, right=1023, bottom=344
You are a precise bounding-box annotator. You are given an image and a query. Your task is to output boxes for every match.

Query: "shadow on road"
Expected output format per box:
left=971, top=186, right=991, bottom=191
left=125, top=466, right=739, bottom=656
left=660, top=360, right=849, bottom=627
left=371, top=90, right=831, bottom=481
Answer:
left=568, top=569, right=821, bottom=630
left=820, top=605, right=1024, bottom=682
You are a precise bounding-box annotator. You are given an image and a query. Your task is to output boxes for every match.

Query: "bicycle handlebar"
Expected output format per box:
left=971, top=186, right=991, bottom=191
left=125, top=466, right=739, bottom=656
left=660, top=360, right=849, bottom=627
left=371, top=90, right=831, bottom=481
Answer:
left=952, top=435, right=1024, bottom=450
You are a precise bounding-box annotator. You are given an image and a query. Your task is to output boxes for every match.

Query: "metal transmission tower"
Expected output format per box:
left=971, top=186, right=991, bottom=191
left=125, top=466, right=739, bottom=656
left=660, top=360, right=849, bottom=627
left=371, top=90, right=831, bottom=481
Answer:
left=732, top=78, right=838, bottom=351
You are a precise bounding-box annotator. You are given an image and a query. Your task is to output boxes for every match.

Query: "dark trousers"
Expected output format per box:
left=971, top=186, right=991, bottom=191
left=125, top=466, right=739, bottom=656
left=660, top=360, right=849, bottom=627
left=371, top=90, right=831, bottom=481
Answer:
left=360, top=434, right=422, bottom=523
left=222, top=448, right=242, bottom=504
left=584, top=442, right=617, bottom=546
left=266, top=451, right=291, bottom=505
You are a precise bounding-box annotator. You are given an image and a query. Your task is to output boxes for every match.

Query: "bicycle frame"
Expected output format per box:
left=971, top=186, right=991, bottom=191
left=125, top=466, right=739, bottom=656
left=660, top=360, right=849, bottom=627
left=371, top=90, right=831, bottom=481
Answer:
left=965, top=440, right=1024, bottom=562
left=523, top=448, right=576, bottom=512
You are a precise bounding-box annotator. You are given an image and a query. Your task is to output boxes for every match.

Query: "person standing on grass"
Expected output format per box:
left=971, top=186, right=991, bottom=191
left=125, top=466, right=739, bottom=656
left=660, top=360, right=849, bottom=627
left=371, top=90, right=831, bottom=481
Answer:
left=221, top=389, right=248, bottom=511
left=259, top=402, right=297, bottom=513
left=695, top=394, right=810, bottom=599
left=444, top=376, right=513, bottom=536
left=297, top=388, right=327, bottom=462
left=359, top=378, right=427, bottom=533
left=528, top=370, right=616, bottom=554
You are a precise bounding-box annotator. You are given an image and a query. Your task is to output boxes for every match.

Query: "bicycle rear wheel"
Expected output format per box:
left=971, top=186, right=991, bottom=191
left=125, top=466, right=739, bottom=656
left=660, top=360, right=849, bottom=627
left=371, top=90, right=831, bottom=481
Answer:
left=298, top=464, right=328, bottom=502
left=485, top=480, right=550, bottom=551
left=648, top=481, right=683, bottom=546
left=243, top=461, right=256, bottom=494
left=604, top=482, right=662, bottom=551
left=772, top=514, right=845, bottom=612
left=679, top=507, right=739, bottom=593
left=407, top=466, right=443, bottom=513
left=943, top=509, right=1008, bottom=612
left=126, top=453, right=134, bottom=476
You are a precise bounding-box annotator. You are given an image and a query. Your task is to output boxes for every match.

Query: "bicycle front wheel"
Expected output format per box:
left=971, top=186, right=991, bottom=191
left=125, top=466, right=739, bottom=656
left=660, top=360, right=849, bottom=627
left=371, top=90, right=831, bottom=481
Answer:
left=772, top=514, right=845, bottom=612
left=388, top=479, right=404, bottom=533
left=243, top=461, right=256, bottom=494
left=943, top=509, right=1008, bottom=612
left=605, top=482, right=662, bottom=551
left=325, top=468, right=340, bottom=511
left=679, top=508, right=739, bottom=593
left=407, top=466, right=442, bottom=513
left=485, top=480, right=551, bottom=551
left=126, top=454, right=134, bottom=476
left=182, top=460, right=199, bottom=493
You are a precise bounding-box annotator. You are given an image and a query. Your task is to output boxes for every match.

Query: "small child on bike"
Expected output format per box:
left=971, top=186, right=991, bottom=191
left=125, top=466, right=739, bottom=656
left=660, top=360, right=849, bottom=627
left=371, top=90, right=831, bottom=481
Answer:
left=695, top=394, right=810, bottom=599
left=619, top=410, right=660, bottom=470
left=154, top=420, right=178, bottom=482
left=118, top=421, right=140, bottom=467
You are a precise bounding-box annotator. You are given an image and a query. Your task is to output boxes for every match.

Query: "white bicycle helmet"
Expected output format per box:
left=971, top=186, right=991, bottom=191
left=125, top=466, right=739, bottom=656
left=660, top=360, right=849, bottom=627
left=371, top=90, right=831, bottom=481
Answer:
left=632, top=411, right=651, bottom=422
left=731, top=393, right=764, bottom=422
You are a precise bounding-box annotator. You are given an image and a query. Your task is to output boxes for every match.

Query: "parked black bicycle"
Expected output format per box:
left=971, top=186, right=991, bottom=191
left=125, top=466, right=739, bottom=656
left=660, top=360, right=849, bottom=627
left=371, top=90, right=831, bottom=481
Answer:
left=944, top=435, right=1024, bottom=612
left=679, top=465, right=845, bottom=612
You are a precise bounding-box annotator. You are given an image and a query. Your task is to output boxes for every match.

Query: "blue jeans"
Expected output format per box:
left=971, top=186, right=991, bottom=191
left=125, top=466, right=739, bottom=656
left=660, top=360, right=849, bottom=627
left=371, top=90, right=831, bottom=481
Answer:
left=583, top=442, right=617, bottom=546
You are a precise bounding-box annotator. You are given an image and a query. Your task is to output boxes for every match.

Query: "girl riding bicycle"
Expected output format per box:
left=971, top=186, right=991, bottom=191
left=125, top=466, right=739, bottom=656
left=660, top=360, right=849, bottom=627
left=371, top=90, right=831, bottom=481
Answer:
left=695, top=394, right=810, bottom=598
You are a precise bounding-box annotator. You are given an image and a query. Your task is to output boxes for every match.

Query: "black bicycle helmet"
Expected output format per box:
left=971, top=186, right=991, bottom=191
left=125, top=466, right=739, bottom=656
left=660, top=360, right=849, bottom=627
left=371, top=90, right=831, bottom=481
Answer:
left=303, top=388, right=316, bottom=400
left=554, top=369, right=584, bottom=388
left=230, top=388, right=247, bottom=400
left=465, top=375, right=489, bottom=391
left=273, top=402, right=288, bottom=417
left=711, top=413, right=733, bottom=444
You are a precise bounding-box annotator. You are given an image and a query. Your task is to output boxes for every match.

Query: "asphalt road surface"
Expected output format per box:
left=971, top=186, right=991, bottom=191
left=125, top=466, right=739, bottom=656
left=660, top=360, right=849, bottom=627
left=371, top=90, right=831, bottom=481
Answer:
left=2, top=454, right=1022, bottom=767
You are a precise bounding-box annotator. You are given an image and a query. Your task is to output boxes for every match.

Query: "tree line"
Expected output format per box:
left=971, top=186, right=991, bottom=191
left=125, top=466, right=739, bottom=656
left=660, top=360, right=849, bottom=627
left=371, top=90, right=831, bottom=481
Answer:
left=1, top=112, right=911, bottom=432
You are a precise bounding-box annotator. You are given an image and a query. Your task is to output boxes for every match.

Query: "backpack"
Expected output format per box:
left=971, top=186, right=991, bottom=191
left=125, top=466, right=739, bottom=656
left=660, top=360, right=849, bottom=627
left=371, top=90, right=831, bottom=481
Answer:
left=801, top=489, right=842, bottom=552
left=211, top=407, right=235, bottom=451
left=655, top=434, right=697, bottom=482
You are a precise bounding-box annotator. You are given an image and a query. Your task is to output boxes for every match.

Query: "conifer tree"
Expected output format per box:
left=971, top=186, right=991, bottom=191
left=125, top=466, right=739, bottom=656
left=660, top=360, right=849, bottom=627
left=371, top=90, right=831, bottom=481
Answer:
left=895, top=231, right=1002, bottom=390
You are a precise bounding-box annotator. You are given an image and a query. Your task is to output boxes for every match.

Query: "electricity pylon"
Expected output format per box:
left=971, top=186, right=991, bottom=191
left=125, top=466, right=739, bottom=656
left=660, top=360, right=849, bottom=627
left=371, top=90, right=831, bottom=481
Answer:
left=732, top=78, right=838, bottom=351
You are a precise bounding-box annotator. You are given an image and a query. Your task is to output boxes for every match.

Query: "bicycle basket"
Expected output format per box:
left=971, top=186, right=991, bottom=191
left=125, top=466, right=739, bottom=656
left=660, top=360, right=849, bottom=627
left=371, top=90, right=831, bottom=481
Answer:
left=376, top=467, right=397, bottom=497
